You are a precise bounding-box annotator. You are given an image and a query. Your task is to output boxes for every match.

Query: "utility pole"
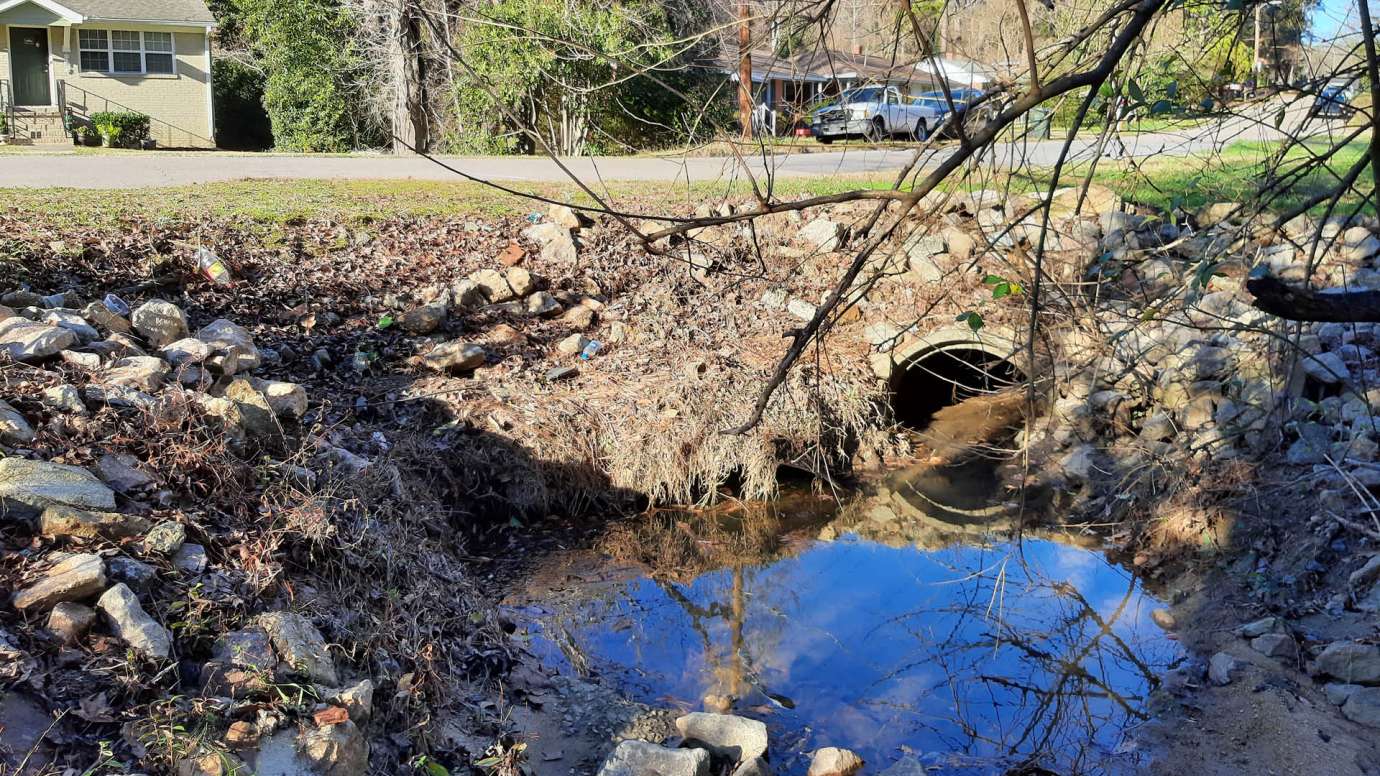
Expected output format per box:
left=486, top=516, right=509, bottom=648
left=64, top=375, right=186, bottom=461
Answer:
left=738, top=0, right=753, bottom=141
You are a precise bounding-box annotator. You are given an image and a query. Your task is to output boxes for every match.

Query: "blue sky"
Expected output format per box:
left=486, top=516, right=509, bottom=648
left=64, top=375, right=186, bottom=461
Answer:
left=1310, top=0, right=1360, bottom=41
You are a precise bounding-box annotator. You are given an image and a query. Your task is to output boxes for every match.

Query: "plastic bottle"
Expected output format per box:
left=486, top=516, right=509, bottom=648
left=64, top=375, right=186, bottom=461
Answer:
left=195, top=247, right=233, bottom=286
left=579, top=340, right=602, bottom=360
left=101, top=293, right=130, bottom=316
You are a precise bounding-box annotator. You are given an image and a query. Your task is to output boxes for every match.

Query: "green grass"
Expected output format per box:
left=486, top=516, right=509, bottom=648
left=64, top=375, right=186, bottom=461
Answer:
left=0, top=174, right=914, bottom=228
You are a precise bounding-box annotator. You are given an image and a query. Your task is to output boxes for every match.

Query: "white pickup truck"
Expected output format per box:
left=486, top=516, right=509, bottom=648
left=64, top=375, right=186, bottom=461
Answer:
left=811, top=85, right=944, bottom=143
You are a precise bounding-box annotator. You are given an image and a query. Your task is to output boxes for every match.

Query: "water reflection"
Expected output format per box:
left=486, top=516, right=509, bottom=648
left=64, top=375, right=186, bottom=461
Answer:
left=517, top=535, right=1178, bottom=775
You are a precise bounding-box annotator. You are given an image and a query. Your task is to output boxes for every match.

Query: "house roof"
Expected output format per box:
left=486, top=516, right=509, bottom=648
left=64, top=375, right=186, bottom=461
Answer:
left=0, top=0, right=215, bottom=25
left=705, top=47, right=942, bottom=87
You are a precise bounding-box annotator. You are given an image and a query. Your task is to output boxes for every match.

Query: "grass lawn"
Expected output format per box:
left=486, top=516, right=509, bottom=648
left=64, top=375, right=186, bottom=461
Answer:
left=1011, top=136, right=1376, bottom=218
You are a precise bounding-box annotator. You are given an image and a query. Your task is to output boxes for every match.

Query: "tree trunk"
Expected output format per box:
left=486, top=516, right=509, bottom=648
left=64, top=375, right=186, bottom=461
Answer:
left=737, top=0, right=752, bottom=141
left=391, top=0, right=429, bottom=153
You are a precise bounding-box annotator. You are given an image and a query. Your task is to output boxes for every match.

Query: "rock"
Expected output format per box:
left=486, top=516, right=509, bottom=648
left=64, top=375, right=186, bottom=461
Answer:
left=1325, top=682, right=1362, bottom=706
left=1198, top=202, right=1241, bottom=227
left=471, top=269, right=516, bottom=303
left=506, top=267, right=536, bottom=297
left=108, top=556, right=157, bottom=589
left=131, top=300, right=188, bottom=348
left=0, top=318, right=77, bottom=361
left=423, top=340, right=486, bottom=372
left=258, top=611, right=339, bottom=685
left=60, top=349, right=101, bottom=370
left=13, top=553, right=105, bottom=611
left=807, top=747, right=864, bottom=776
left=224, top=721, right=260, bottom=750
left=1058, top=444, right=1099, bottom=480
left=561, top=304, right=596, bottom=329
left=597, top=740, right=710, bottom=776
left=173, top=543, right=208, bottom=574
left=1350, top=555, right=1380, bottom=591
left=675, top=712, right=768, bottom=764
left=161, top=337, right=212, bottom=366
left=451, top=279, right=488, bottom=309
left=1251, top=632, right=1297, bottom=659
left=546, top=366, right=578, bottom=381
left=213, top=627, right=275, bottom=670
left=732, top=756, right=773, bottom=776
left=1237, top=616, right=1282, bottom=638
left=400, top=301, right=448, bottom=334
left=1150, top=609, right=1176, bottom=630
left=248, top=378, right=308, bottom=419
left=787, top=299, right=817, bottom=321
left=300, top=721, right=369, bottom=776
left=1303, top=352, right=1350, bottom=384
left=1312, top=641, right=1380, bottom=685
left=97, top=582, right=171, bottom=659
left=40, top=384, right=86, bottom=415
left=1342, top=686, right=1380, bottom=727
left=47, top=601, right=97, bottom=643
left=1208, top=652, right=1237, bottom=686
left=43, top=310, right=98, bottom=342
left=40, top=504, right=151, bottom=540
left=224, top=378, right=281, bottom=439
left=104, top=355, right=170, bottom=392
left=0, top=399, right=34, bottom=444
left=903, top=233, right=946, bottom=278
left=878, top=756, right=927, bottom=776
left=82, top=301, right=132, bottom=334
left=327, top=679, right=375, bottom=722
left=142, top=521, right=187, bottom=555
left=557, top=334, right=590, bottom=356
left=497, top=242, right=526, bottom=267
left=523, top=223, right=578, bottom=263
left=943, top=228, right=976, bottom=261
left=549, top=204, right=588, bottom=229
left=526, top=291, right=562, bottom=317
left=177, top=746, right=246, bottom=776
left=96, top=453, right=155, bottom=492
left=0, top=458, right=115, bottom=518
left=196, top=319, right=260, bottom=374
left=799, top=218, right=844, bottom=251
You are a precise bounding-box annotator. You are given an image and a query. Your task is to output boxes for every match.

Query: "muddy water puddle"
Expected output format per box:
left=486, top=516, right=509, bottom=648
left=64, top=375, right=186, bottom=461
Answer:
left=510, top=485, right=1180, bottom=775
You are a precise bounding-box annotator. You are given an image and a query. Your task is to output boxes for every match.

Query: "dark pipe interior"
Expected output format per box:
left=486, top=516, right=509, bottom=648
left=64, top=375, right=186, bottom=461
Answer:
left=892, top=347, right=1023, bottom=428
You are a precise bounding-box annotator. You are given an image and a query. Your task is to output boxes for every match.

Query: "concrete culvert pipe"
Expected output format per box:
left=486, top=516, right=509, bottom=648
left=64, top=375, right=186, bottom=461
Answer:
left=890, top=347, right=1024, bottom=429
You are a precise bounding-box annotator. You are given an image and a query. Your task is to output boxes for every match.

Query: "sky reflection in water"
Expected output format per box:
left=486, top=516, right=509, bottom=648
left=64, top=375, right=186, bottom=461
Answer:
left=523, top=536, right=1181, bottom=775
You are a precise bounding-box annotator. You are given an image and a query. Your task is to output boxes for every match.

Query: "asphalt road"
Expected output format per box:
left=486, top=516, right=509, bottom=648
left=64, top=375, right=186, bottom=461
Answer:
left=0, top=97, right=1330, bottom=189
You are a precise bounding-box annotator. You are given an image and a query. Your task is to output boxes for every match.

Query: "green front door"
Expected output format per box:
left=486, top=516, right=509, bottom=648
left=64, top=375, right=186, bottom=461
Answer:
left=9, top=28, right=50, bottom=106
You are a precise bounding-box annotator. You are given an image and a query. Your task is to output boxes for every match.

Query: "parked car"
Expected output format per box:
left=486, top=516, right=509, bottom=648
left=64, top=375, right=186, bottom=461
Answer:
left=1312, top=84, right=1352, bottom=118
left=812, top=86, right=944, bottom=143
left=915, top=87, right=986, bottom=135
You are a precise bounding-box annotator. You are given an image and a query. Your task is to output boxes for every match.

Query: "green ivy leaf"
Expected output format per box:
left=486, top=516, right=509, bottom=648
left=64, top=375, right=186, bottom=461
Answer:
left=956, top=311, right=984, bottom=331
left=377, top=314, right=395, bottom=329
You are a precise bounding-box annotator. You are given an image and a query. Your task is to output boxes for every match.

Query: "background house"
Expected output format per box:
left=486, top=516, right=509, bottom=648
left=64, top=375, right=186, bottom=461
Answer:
left=0, top=0, right=216, bottom=147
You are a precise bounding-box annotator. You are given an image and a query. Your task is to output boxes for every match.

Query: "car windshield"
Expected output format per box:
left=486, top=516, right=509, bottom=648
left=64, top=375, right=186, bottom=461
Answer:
left=839, top=87, right=884, bottom=104
left=921, top=89, right=978, bottom=104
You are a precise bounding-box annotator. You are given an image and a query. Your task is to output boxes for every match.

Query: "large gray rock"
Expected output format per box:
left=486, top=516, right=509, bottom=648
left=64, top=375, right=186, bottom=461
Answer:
left=96, top=453, right=155, bottom=492
left=43, top=310, right=98, bottom=342
left=1208, top=652, right=1238, bottom=686
left=0, top=458, right=115, bottom=518
left=1342, top=686, right=1380, bottom=727
left=196, top=319, right=260, bottom=374
left=224, top=378, right=281, bottom=439
left=257, top=611, right=339, bottom=685
left=12, top=553, right=106, bottom=611
left=143, top=521, right=187, bottom=555
left=0, top=399, right=34, bottom=444
left=1303, top=352, right=1350, bottom=385
left=878, top=756, right=927, bottom=776
left=470, top=269, right=516, bottom=303
left=248, top=378, right=308, bottom=419
left=47, top=601, right=97, bottom=643
left=423, top=340, right=486, bottom=372
left=597, top=740, right=710, bottom=776
left=160, top=337, right=212, bottom=366
left=807, top=747, right=864, bottom=776
left=40, top=505, right=151, bottom=540
left=400, top=301, right=448, bottom=335
left=1312, top=641, right=1380, bottom=685
left=799, top=218, right=844, bottom=251
left=0, top=318, right=77, bottom=361
left=40, top=384, right=86, bottom=415
left=300, top=720, right=369, bottom=776
left=675, top=712, right=768, bottom=764
left=131, top=300, right=188, bottom=348
left=103, top=355, right=170, bottom=392
left=97, top=583, right=172, bottom=659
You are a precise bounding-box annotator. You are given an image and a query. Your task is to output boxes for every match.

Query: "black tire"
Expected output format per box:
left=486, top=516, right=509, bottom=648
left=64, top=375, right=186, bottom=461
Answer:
left=913, top=119, right=929, bottom=142
left=817, top=136, right=834, bottom=145
left=865, top=117, right=886, bottom=142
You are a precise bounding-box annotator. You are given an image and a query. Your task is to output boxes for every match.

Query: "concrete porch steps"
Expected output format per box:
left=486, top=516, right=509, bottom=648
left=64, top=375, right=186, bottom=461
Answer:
left=7, top=111, right=70, bottom=145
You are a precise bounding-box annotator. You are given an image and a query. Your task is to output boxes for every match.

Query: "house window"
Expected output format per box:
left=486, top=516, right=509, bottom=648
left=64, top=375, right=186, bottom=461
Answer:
left=77, top=29, right=176, bottom=75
